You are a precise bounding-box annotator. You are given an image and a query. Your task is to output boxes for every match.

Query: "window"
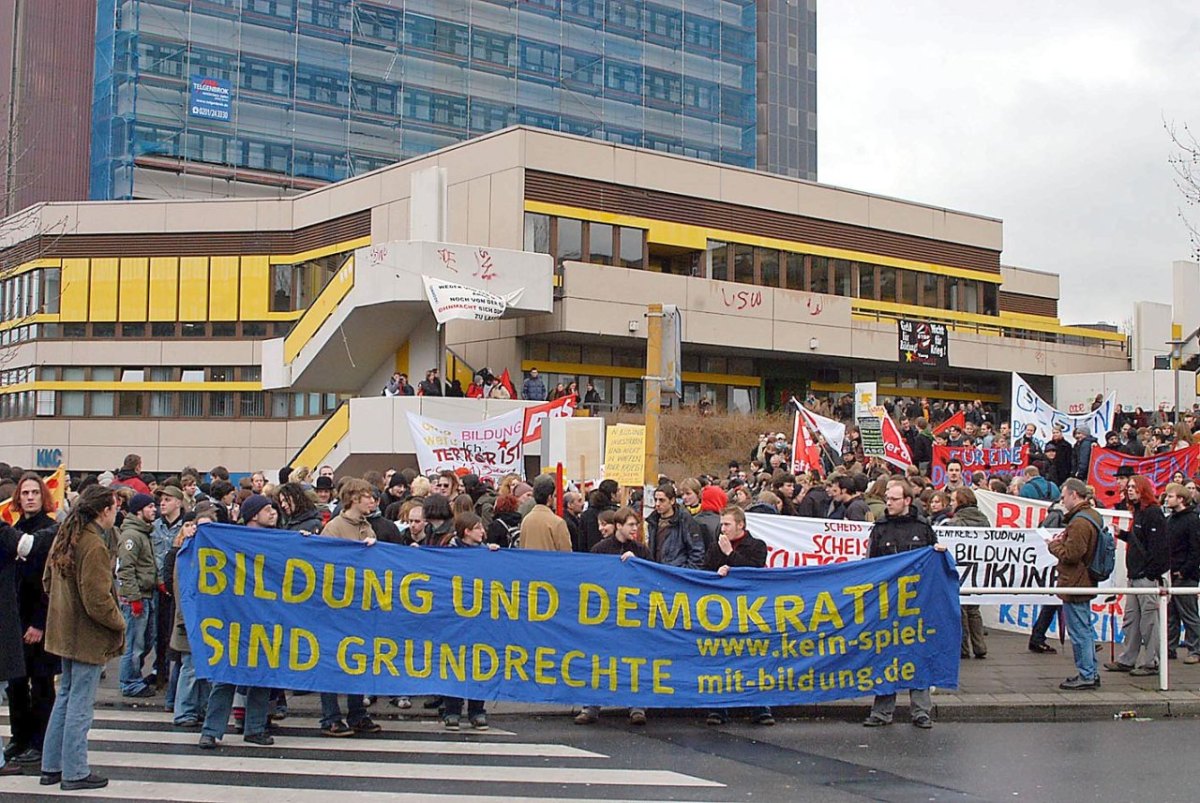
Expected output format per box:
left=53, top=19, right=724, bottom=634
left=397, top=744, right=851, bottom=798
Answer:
left=181, top=369, right=205, bottom=383
left=588, top=222, right=614, bottom=264
left=857, top=264, right=876, bottom=299
left=878, top=267, right=897, bottom=303
left=920, top=273, right=942, bottom=308
left=811, top=257, right=830, bottom=294
left=619, top=227, right=644, bottom=269
left=472, top=29, right=511, bottom=66
left=605, top=63, right=640, bottom=94
left=91, top=391, right=114, bottom=417
left=982, top=283, right=998, bottom=315
left=241, top=392, right=265, bottom=417
left=121, top=369, right=144, bottom=383
left=40, top=268, right=60, bottom=314
left=150, top=392, right=174, bottom=417
left=36, top=391, right=54, bottom=416
left=524, top=213, right=550, bottom=253
left=61, top=392, right=84, bottom=416
left=959, top=280, right=979, bottom=314
left=733, top=245, right=754, bottom=285
left=556, top=218, right=582, bottom=264
left=784, top=253, right=803, bottom=290
left=520, top=40, right=560, bottom=76
left=897, top=270, right=918, bottom=306
left=210, top=392, right=234, bottom=417
left=180, top=392, right=204, bottom=417
left=831, top=260, right=852, bottom=296
left=271, top=263, right=293, bottom=311
left=118, top=392, right=143, bottom=417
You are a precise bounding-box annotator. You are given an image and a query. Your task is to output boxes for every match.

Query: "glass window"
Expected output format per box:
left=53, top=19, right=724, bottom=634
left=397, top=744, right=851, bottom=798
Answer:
left=41, top=268, right=60, bottom=314
left=210, top=392, right=234, bottom=417
left=858, top=264, right=876, bottom=299
left=149, top=368, right=173, bottom=382
left=556, top=218, right=582, bottom=264
left=94, top=323, right=115, bottom=338
left=181, top=369, right=205, bottom=383
left=810, top=257, right=830, bottom=294
left=150, top=393, right=174, bottom=417
left=831, top=260, right=852, bottom=296
left=61, top=391, right=84, bottom=416
left=960, top=280, right=979, bottom=313
left=181, top=323, right=206, bottom=338
left=619, top=228, right=643, bottom=269
left=733, top=245, right=754, bottom=285
left=241, top=392, right=265, bottom=417
left=91, top=392, right=114, bottom=417
left=784, top=253, right=803, bottom=290
left=270, top=263, right=294, bottom=312
left=118, top=392, right=143, bottom=417
left=271, top=393, right=290, bottom=417
left=35, top=391, right=54, bottom=416
left=62, top=367, right=86, bottom=382
left=760, top=249, right=780, bottom=288
left=152, top=322, right=175, bottom=337
left=878, top=267, right=897, bottom=303
left=897, top=270, right=918, bottom=306
left=524, top=213, right=550, bottom=253
left=920, top=273, right=942, bottom=308
left=180, top=392, right=204, bottom=417
left=121, top=323, right=146, bottom=337
left=588, top=222, right=614, bottom=265
left=982, top=283, right=998, bottom=315
left=121, top=369, right=144, bottom=382
left=707, top=241, right=728, bottom=280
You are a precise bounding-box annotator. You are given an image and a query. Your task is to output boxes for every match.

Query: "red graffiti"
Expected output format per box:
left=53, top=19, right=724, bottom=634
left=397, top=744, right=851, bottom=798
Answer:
left=720, top=287, right=762, bottom=310
left=473, top=248, right=497, bottom=280
left=806, top=296, right=823, bottom=315
left=436, top=248, right=459, bottom=272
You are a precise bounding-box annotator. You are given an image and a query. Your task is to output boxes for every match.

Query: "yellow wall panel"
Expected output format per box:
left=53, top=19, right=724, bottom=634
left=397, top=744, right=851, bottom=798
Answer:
left=239, top=256, right=270, bottom=319
left=148, top=257, right=179, bottom=321
left=88, top=258, right=119, bottom=322
left=59, top=259, right=90, bottom=322
left=178, top=257, right=209, bottom=321
left=118, top=258, right=149, bottom=322
left=208, top=256, right=240, bottom=321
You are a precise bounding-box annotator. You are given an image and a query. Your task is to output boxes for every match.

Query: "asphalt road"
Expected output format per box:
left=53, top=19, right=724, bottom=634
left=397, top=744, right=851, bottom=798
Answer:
left=2, top=708, right=1193, bottom=802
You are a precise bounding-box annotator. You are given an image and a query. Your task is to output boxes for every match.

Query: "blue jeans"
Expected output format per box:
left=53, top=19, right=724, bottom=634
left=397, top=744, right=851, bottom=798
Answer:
left=40, top=659, right=102, bottom=782
left=164, top=657, right=181, bottom=710
left=173, top=653, right=209, bottom=724
left=119, top=598, right=153, bottom=695
left=1065, top=600, right=1098, bottom=681
left=202, top=684, right=269, bottom=740
left=319, top=693, right=367, bottom=729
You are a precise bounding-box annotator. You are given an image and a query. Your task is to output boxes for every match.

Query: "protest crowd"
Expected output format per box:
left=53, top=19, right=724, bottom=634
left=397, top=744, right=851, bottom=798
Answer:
left=2, top=372, right=1200, bottom=791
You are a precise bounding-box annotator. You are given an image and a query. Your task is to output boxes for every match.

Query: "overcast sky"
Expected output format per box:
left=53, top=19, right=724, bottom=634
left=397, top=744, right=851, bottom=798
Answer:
left=817, top=1, right=1200, bottom=326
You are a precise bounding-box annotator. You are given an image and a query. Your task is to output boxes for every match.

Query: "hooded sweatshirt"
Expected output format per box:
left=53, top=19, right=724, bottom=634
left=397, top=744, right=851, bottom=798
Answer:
left=693, top=486, right=727, bottom=551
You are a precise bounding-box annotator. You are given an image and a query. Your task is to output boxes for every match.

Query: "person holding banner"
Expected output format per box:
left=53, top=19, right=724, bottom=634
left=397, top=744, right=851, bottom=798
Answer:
left=441, top=513, right=500, bottom=730
left=945, top=489, right=990, bottom=661
left=645, top=484, right=705, bottom=569
left=863, top=481, right=943, bottom=729
left=1104, top=476, right=1169, bottom=677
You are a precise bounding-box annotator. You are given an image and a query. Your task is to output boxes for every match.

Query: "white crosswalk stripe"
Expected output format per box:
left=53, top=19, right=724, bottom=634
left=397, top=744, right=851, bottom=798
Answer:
left=1, top=708, right=727, bottom=801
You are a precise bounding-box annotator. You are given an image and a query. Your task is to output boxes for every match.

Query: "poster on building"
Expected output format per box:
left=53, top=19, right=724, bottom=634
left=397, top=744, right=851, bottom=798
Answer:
left=405, top=409, right=524, bottom=481
left=188, top=75, right=232, bottom=122
left=898, top=319, right=948, bottom=366
left=931, top=445, right=1029, bottom=487
left=603, top=424, right=646, bottom=487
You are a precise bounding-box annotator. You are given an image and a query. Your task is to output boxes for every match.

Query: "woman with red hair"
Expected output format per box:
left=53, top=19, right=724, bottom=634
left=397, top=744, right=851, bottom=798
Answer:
left=1104, top=474, right=1169, bottom=676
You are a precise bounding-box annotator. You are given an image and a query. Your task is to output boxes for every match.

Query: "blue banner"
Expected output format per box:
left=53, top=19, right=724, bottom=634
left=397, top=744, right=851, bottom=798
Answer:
left=189, top=75, right=231, bottom=122
left=178, top=525, right=961, bottom=707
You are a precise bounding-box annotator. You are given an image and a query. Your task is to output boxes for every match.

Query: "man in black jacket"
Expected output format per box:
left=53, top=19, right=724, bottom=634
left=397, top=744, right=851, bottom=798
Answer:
left=1164, top=484, right=1200, bottom=663
left=863, top=480, right=944, bottom=729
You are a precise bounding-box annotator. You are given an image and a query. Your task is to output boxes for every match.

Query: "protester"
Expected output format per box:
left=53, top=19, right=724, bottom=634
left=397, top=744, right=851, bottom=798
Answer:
left=518, top=476, right=572, bottom=552
left=441, top=513, right=499, bottom=730
left=1163, top=483, right=1200, bottom=663
left=944, top=488, right=990, bottom=660
left=1047, top=479, right=1102, bottom=690
left=115, top=493, right=160, bottom=698
left=1104, top=475, right=1169, bottom=676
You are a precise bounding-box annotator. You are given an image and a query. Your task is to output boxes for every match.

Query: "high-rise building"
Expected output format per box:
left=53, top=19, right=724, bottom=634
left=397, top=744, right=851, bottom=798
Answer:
left=87, top=0, right=818, bottom=201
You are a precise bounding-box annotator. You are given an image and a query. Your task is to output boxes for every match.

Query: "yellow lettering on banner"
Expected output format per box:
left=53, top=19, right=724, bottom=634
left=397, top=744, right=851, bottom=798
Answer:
left=696, top=594, right=732, bottom=631
left=253, top=555, right=277, bottom=601
left=338, top=636, right=366, bottom=675
left=504, top=645, right=530, bottom=681
left=228, top=621, right=241, bottom=666
left=774, top=595, right=806, bottom=633
left=561, top=650, right=586, bottom=688
left=622, top=656, right=646, bottom=692
left=233, top=552, right=246, bottom=597
left=879, top=580, right=890, bottom=618
left=736, top=594, right=770, bottom=633
left=592, top=654, right=619, bottom=691
left=528, top=581, right=559, bottom=622
left=362, top=569, right=393, bottom=611
left=200, top=618, right=224, bottom=665
left=322, top=564, right=356, bottom=609
left=282, top=559, right=316, bottom=603
left=472, top=644, right=499, bottom=681
left=491, top=581, right=520, bottom=620
left=247, top=624, right=282, bottom=668
left=842, top=583, right=873, bottom=625
left=289, top=628, right=319, bottom=670
left=616, top=586, right=641, bottom=628
left=441, top=643, right=467, bottom=682
left=374, top=638, right=399, bottom=676
left=810, top=592, right=844, bottom=629
left=198, top=549, right=227, bottom=594
left=405, top=640, right=432, bottom=678
left=648, top=591, right=691, bottom=629
left=453, top=577, right=484, bottom=618
left=400, top=574, right=433, bottom=614
left=897, top=574, right=921, bottom=616
left=534, top=646, right=557, bottom=685
left=652, top=659, right=674, bottom=694
left=578, top=584, right=609, bottom=625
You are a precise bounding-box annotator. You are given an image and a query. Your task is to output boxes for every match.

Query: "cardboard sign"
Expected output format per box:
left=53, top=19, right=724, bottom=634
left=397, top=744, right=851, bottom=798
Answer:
left=603, top=424, right=646, bottom=487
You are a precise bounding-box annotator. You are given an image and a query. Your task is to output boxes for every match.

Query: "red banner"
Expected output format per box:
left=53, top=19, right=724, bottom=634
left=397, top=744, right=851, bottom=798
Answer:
left=522, top=395, right=577, bottom=445
left=1087, top=444, right=1200, bottom=507
left=931, top=445, right=1028, bottom=488
left=933, top=410, right=966, bottom=436
left=880, top=414, right=913, bottom=470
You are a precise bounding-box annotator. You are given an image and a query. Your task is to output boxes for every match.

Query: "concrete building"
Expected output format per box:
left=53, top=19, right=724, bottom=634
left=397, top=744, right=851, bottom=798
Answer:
left=0, top=127, right=1127, bottom=474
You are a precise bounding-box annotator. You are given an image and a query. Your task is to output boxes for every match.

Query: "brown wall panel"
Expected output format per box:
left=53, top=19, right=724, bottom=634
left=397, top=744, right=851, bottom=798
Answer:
left=999, top=291, right=1057, bottom=318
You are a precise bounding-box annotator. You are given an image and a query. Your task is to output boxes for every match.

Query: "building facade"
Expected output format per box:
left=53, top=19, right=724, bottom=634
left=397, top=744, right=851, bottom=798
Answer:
left=88, top=0, right=816, bottom=202
left=0, top=127, right=1126, bottom=474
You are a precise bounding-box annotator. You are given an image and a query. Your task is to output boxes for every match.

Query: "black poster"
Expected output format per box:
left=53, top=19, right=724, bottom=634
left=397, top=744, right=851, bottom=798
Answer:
left=898, top=319, right=948, bottom=366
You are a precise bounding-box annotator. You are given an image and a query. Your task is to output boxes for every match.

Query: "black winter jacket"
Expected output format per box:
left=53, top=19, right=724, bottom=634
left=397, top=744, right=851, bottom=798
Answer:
left=867, top=512, right=938, bottom=558
left=1121, top=503, right=1169, bottom=581
left=1166, top=507, right=1200, bottom=582
left=703, top=531, right=768, bottom=571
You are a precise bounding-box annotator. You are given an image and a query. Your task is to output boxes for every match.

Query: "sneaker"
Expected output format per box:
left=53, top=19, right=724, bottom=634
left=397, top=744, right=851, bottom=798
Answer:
left=0, top=764, right=23, bottom=777
left=321, top=720, right=355, bottom=737
left=862, top=717, right=890, bottom=727
left=12, top=748, right=41, bottom=765
left=39, top=771, right=62, bottom=785
left=3, top=742, right=23, bottom=762
left=243, top=732, right=275, bottom=746
left=1185, top=654, right=1200, bottom=665
left=912, top=715, right=933, bottom=729
left=61, top=773, right=108, bottom=791
left=574, top=710, right=599, bottom=725
left=629, top=710, right=647, bottom=726
left=973, top=653, right=987, bottom=660
left=173, top=718, right=200, bottom=729
left=1103, top=662, right=1134, bottom=672
left=1028, top=643, right=1057, bottom=654
left=444, top=714, right=461, bottom=730
left=198, top=734, right=217, bottom=749
left=470, top=713, right=489, bottom=730
left=123, top=686, right=155, bottom=698
left=389, top=696, right=412, bottom=709
left=754, top=712, right=776, bottom=726
left=351, top=717, right=382, bottom=734
left=364, top=696, right=375, bottom=708
left=705, top=712, right=727, bottom=726
left=1059, top=675, right=1100, bottom=690
left=1129, top=665, right=1159, bottom=677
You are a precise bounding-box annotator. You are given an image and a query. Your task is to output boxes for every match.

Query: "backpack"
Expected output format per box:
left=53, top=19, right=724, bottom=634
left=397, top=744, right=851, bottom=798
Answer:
left=1030, top=477, right=1054, bottom=501
left=1077, top=508, right=1115, bottom=583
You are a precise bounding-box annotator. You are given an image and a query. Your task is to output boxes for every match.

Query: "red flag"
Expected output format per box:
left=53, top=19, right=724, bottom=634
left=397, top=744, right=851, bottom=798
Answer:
left=499, top=368, right=516, bottom=399
left=933, top=410, right=965, bottom=436
left=789, top=399, right=826, bottom=478
left=880, top=414, right=914, bottom=471
left=523, top=395, right=577, bottom=445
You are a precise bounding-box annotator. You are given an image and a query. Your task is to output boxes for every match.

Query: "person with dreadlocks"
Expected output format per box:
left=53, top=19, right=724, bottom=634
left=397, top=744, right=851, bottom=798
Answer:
left=38, top=485, right=125, bottom=791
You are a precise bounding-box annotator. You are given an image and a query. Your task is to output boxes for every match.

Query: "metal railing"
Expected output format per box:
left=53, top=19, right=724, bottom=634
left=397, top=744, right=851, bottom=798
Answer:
left=960, top=585, right=1188, bottom=691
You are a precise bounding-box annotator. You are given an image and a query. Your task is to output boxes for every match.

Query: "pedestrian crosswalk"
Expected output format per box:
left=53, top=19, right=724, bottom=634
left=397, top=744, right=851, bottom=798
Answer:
left=1, top=707, right=727, bottom=801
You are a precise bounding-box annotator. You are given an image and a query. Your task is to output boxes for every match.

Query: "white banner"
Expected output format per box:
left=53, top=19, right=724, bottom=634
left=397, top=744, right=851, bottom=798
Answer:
left=747, top=513, right=870, bottom=568
left=405, top=409, right=525, bottom=480
left=799, top=405, right=846, bottom=454
left=854, top=381, right=877, bottom=418
left=1011, top=372, right=1114, bottom=445
left=422, top=276, right=524, bottom=324
left=974, top=488, right=1131, bottom=530
left=935, top=527, right=1059, bottom=606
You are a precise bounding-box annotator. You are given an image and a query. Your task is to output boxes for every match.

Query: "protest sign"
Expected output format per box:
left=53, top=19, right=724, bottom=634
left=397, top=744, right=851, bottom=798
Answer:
left=858, top=415, right=885, bottom=458
left=422, top=276, right=523, bottom=324
left=898, top=319, right=948, bottom=366
left=406, top=409, right=524, bottom=480
left=933, top=410, right=965, bottom=436
left=180, top=525, right=961, bottom=706
left=974, top=488, right=1131, bottom=531
left=523, top=395, right=577, bottom=445
left=1010, top=372, right=1113, bottom=445
left=1087, top=443, right=1200, bottom=505
left=603, top=424, right=646, bottom=486
left=931, top=445, right=1028, bottom=487
left=934, top=527, right=1059, bottom=606
left=879, top=414, right=913, bottom=470
left=748, top=513, right=871, bottom=567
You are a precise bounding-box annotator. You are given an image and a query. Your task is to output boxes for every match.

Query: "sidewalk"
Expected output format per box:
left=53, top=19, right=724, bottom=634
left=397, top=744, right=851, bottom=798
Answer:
left=93, top=632, right=1200, bottom=724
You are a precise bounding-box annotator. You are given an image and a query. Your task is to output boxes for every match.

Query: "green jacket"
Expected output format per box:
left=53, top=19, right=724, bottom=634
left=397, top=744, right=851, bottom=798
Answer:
left=116, top=515, right=158, bottom=600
